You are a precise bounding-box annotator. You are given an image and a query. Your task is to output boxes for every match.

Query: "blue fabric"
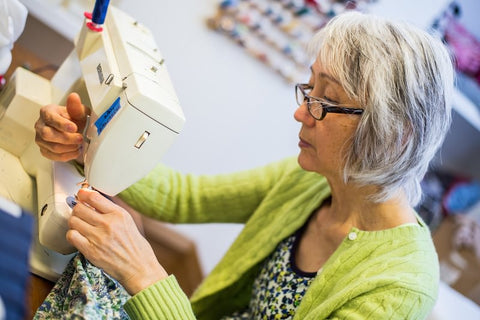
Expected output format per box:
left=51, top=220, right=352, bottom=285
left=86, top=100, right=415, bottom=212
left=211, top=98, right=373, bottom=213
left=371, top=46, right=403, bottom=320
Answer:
left=445, top=181, right=480, bottom=213
left=0, top=201, right=33, bottom=320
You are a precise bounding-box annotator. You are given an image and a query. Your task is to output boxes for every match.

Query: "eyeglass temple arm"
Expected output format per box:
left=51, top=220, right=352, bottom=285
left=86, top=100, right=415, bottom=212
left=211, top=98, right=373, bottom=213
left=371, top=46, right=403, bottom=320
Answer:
left=324, top=106, right=364, bottom=115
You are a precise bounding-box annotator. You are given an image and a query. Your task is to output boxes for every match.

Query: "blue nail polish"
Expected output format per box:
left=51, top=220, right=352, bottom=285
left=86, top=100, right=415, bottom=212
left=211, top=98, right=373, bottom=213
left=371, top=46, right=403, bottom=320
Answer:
left=66, top=196, right=77, bottom=208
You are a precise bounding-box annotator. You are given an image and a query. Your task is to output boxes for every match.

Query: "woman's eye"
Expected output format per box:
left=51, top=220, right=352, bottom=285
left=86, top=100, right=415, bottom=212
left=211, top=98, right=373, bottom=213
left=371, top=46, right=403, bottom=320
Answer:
left=323, top=96, right=338, bottom=104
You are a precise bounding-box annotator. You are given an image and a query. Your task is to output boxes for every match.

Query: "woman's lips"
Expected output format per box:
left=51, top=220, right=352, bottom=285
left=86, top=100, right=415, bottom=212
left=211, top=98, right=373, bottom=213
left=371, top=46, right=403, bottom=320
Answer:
left=298, top=137, right=311, bottom=148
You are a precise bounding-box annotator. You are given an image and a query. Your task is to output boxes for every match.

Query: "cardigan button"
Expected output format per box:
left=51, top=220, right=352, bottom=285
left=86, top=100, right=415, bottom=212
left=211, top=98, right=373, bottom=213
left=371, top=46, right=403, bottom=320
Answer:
left=348, top=232, right=357, bottom=240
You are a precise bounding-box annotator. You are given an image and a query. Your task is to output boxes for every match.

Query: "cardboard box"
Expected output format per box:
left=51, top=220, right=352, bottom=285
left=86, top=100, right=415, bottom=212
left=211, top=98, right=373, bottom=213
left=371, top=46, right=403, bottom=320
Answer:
left=433, top=216, right=480, bottom=305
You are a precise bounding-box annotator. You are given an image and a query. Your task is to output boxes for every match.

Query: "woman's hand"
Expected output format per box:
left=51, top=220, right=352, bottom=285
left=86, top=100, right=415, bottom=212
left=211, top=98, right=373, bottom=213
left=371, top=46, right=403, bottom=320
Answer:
left=66, top=188, right=169, bottom=295
left=34, top=92, right=89, bottom=162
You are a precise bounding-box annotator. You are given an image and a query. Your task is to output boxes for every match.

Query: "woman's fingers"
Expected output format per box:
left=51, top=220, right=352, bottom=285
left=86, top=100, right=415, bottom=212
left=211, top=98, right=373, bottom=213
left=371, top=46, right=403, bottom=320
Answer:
left=35, top=104, right=84, bottom=162
left=34, top=93, right=89, bottom=162
left=35, top=120, right=83, bottom=144
left=35, top=109, right=83, bottom=144
left=38, top=145, right=82, bottom=162
left=70, top=203, right=103, bottom=229
left=76, top=189, right=120, bottom=215
left=66, top=189, right=169, bottom=294
left=66, top=228, right=88, bottom=249
left=66, top=92, right=89, bottom=131
left=67, top=197, right=115, bottom=263
left=39, top=104, right=78, bottom=133
left=66, top=229, right=94, bottom=257
left=35, top=132, right=82, bottom=153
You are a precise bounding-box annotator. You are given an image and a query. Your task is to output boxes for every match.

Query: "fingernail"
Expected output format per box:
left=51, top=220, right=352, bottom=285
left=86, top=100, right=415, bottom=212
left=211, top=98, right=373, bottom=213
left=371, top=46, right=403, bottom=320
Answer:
left=66, top=196, right=77, bottom=208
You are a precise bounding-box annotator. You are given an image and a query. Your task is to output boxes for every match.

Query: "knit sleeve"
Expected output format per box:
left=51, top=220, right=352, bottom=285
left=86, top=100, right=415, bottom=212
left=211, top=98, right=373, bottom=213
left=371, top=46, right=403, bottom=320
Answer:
left=118, top=157, right=298, bottom=224
left=327, top=287, right=436, bottom=320
left=124, top=275, right=196, bottom=320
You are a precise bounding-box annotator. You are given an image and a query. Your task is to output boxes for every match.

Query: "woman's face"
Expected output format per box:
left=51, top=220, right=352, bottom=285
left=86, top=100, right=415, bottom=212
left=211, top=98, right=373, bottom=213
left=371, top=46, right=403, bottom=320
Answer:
left=294, top=57, right=362, bottom=178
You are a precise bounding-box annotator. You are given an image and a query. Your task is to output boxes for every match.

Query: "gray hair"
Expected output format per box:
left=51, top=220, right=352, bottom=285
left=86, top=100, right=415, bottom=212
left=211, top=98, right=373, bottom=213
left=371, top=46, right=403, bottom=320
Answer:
left=308, top=12, right=454, bottom=206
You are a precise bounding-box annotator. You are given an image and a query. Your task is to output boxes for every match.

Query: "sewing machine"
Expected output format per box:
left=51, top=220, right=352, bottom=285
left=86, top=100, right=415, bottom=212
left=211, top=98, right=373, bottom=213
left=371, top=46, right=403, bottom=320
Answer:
left=0, top=4, right=184, bottom=281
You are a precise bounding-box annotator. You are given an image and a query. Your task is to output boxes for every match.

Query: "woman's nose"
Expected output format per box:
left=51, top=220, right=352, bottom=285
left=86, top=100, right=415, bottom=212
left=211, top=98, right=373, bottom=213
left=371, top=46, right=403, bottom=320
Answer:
left=294, top=103, right=315, bottom=126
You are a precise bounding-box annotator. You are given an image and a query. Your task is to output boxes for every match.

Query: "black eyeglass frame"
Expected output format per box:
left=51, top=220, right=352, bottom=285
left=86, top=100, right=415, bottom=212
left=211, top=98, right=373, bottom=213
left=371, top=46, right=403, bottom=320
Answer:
left=295, top=83, right=364, bottom=120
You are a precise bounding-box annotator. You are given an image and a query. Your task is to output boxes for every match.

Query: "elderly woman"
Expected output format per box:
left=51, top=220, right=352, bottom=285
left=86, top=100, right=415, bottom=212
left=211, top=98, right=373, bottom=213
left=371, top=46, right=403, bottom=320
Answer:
left=34, top=11, right=453, bottom=320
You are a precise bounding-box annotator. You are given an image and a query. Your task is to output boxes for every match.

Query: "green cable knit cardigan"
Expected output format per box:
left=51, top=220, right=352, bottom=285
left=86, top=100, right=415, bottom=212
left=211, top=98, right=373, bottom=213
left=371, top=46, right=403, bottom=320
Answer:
left=118, top=157, right=439, bottom=319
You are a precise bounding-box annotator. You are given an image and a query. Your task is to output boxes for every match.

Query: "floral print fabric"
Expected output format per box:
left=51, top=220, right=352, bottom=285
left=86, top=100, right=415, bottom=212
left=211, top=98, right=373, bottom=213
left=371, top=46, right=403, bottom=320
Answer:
left=223, top=233, right=316, bottom=319
left=34, top=253, right=131, bottom=320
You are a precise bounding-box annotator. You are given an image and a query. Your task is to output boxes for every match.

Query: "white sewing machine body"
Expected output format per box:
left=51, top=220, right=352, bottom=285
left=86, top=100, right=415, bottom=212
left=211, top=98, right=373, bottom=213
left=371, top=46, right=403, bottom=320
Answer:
left=0, top=6, right=184, bottom=280
left=78, top=7, right=184, bottom=195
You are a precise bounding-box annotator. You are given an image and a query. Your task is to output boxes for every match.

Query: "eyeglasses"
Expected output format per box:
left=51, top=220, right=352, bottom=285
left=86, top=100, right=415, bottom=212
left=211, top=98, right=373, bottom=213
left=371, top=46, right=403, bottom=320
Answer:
left=295, top=83, right=364, bottom=121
